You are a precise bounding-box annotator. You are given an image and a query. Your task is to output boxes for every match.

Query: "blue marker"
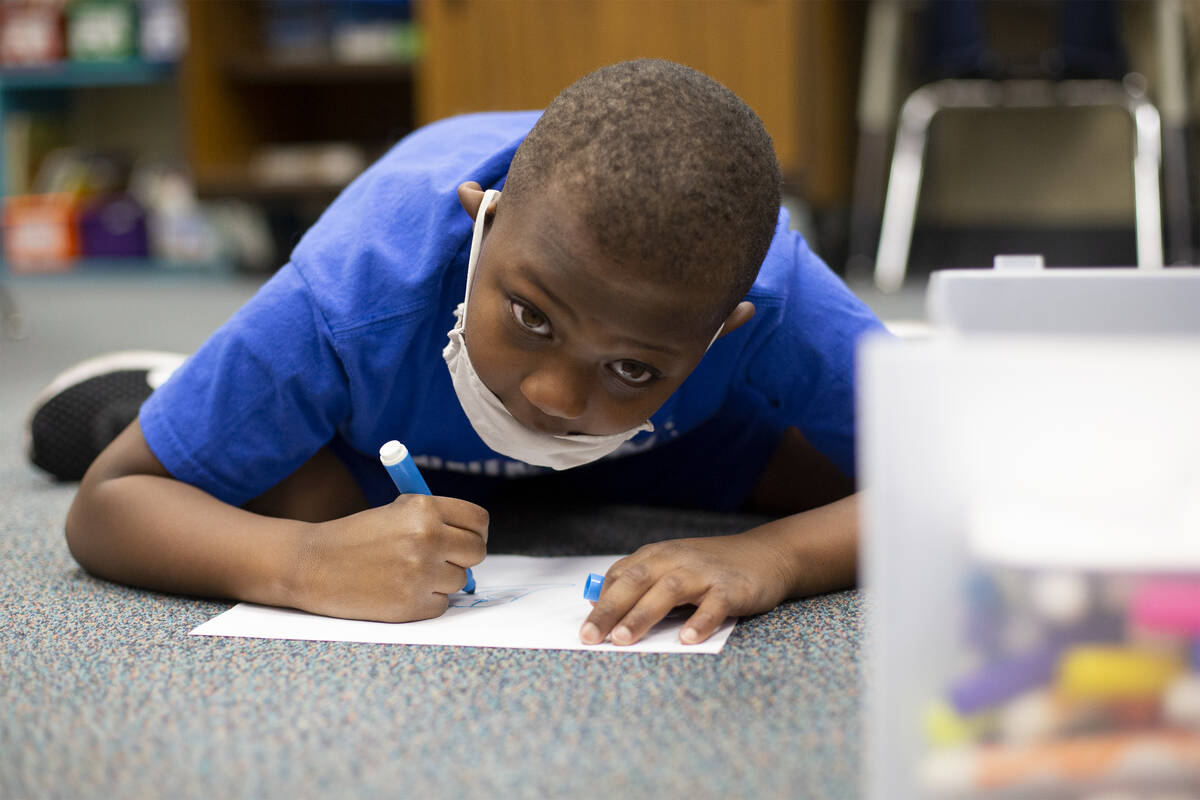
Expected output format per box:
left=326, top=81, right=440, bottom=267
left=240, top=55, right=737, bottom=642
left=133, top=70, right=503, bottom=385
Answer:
left=379, top=440, right=475, bottom=594
left=583, top=572, right=604, bottom=602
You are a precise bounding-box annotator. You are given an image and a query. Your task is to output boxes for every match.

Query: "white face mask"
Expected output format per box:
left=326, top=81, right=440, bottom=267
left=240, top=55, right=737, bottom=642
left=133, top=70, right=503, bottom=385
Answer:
left=443, top=188, right=664, bottom=471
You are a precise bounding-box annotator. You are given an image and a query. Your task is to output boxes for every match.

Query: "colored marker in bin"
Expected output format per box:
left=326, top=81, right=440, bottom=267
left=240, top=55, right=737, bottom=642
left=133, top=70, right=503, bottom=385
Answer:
left=379, top=440, right=475, bottom=594
left=583, top=573, right=604, bottom=602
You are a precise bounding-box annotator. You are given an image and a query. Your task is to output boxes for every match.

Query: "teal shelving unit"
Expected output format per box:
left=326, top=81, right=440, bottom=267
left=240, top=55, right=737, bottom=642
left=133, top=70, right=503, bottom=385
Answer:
left=0, top=59, right=186, bottom=276
left=0, top=59, right=175, bottom=202
left=0, top=59, right=173, bottom=90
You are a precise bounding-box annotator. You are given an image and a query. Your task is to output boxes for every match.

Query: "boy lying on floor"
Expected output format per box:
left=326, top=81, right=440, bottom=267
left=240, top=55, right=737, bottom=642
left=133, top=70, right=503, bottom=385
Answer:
left=54, top=60, right=884, bottom=645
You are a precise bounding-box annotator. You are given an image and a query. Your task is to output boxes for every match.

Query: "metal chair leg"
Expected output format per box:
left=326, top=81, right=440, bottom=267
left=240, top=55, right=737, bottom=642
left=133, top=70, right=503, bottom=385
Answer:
left=1156, top=0, right=1193, bottom=264
left=875, top=88, right=938, bottom=293
left=1129, top=96, right=1164, bottom=269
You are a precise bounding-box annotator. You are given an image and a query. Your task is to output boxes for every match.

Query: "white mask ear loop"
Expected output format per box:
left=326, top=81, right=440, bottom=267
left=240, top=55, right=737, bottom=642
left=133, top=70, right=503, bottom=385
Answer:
left=462, top=189, right=500, bottom=316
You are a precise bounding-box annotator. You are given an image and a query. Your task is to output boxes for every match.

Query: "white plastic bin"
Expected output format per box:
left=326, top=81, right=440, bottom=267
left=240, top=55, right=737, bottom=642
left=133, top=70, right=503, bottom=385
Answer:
left=860, top=335, right=1200, bottom=799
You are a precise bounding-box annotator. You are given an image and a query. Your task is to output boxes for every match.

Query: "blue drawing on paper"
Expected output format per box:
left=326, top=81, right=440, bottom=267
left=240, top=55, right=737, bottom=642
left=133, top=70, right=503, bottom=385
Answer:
left=448, top=583, right=574, bottom=608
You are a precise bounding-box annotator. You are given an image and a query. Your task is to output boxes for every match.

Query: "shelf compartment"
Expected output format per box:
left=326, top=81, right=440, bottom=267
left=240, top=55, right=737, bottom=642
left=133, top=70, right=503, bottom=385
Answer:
left=223, top=56, right=414, bottom=85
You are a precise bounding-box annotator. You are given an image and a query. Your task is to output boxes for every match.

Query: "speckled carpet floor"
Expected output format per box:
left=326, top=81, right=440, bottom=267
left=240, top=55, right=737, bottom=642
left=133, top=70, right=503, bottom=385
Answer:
left=0, top=275, right=875, bottom=800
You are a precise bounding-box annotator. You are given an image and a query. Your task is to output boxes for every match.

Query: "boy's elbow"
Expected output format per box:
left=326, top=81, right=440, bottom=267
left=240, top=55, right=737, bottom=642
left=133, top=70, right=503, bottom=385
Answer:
left=64, top=511, right=85, bottom=569
left=64, top=477, right=106, bottom=574
left=63, top=420, right=161, bottom=574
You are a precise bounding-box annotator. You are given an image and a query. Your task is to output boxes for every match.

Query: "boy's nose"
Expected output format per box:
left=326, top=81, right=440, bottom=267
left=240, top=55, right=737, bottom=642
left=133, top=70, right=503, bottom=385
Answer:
left=520, top=366, right=588, bottom=422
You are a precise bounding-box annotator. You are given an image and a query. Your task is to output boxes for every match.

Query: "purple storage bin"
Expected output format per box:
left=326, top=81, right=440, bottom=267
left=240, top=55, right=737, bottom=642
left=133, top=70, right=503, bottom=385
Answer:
left=78, top=195, right=149, bottom=259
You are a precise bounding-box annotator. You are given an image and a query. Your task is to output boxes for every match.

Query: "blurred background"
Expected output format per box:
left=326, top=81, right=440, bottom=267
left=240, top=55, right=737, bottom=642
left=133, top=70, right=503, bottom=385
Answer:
left=1, top=0, right=1199, bottom=340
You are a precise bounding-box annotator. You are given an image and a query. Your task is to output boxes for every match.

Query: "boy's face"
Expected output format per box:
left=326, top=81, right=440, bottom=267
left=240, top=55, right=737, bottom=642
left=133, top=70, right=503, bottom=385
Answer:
left=458, top=181, right=749, bottom=437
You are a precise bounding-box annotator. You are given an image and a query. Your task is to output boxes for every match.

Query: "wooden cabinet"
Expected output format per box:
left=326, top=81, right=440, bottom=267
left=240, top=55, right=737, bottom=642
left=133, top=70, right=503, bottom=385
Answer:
left=182, top=1, right=415, bottom=195
left=179, top=0, right=860, bottom=223
left=416, top=0, right=861, bottom=208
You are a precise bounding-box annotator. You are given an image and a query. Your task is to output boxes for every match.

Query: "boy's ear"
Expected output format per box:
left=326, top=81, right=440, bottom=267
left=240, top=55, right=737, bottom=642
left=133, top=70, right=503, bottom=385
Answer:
left=457, top=181, right=500, bottom=221
left=718, top=301, right=755, bottom=338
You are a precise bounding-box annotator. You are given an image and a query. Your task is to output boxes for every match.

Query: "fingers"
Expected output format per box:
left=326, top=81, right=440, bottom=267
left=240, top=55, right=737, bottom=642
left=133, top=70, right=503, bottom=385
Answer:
left=380, top=495, right=487, bottom=601
left=411, top=591, right=450, bottom=621
left=579, top=559, right=650, bottom=644
left=438, top=525, right=487, bottom=569
left=580, top=560, right=700, bottom=646
left=429, top=560, right=471, bottom=595
left=607, top=571, right=707, bottom=645
left=432, top=496, right=490, bottom=544
left=391, top=493, right=489, bottom=543
left=360, top=582, right=448, bottom=623
left=679, top=589, right=733, bottom=645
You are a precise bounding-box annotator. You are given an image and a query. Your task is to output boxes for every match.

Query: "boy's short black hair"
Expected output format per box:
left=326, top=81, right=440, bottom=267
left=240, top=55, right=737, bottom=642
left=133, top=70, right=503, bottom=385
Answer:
left=505, top=59, right=782, bottom=329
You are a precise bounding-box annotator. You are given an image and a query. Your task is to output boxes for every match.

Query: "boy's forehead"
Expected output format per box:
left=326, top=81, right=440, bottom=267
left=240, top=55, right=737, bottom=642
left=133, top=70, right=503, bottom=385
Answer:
left=495, top=181, right=605, bottom=263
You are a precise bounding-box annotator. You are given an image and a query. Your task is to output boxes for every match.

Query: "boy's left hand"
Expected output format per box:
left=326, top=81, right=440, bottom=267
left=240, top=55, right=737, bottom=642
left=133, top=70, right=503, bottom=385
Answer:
left=578, top=532, right=795, bottom=646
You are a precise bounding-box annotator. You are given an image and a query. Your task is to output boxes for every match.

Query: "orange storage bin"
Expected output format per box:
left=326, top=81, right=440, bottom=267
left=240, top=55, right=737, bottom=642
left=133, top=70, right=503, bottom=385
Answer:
left=3, top=193, right=80, bottom=272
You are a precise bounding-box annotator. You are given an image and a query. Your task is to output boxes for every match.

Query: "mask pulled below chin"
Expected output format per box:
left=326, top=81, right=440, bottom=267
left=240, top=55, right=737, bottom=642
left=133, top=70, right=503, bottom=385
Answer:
left=441, top=188, right=655, bottom=470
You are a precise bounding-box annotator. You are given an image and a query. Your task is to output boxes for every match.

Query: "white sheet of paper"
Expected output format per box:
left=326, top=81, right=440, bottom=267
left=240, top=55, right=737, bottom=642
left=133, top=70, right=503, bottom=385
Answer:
left=189, top=554, right=736, bottom=653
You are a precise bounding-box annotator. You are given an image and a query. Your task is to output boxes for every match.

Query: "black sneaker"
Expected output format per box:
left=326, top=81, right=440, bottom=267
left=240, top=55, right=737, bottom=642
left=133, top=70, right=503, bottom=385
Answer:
left=25, top=351, right=187, bottom=481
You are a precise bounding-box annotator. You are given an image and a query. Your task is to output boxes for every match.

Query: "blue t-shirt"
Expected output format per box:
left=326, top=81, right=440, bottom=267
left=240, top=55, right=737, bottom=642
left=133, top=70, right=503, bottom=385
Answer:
left=139, top=111, right=885, bottom=511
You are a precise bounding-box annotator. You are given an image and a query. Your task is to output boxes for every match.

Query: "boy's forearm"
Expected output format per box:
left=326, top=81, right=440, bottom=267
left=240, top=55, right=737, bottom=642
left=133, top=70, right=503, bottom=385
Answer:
left=66, top=474, right=308, bottom=608
left=750, top=492, right=859, bottom=599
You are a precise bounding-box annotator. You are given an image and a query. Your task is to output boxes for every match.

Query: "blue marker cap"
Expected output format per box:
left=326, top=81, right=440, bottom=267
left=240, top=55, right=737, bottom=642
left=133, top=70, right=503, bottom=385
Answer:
left=379, top=440, right=432, bottom=496
left=583, top=573, right=604, bottom=602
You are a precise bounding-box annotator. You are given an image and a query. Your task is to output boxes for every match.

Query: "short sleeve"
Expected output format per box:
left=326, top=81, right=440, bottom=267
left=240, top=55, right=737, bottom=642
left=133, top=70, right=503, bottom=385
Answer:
left=739, top=237, right=888, bottom=478
left=139, top=263, right=351, bottom=506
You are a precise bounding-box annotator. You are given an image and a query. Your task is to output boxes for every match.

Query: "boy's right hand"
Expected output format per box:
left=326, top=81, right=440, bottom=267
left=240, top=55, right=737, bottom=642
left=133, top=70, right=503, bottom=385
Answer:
left=286, top=494, right=488, bottom=622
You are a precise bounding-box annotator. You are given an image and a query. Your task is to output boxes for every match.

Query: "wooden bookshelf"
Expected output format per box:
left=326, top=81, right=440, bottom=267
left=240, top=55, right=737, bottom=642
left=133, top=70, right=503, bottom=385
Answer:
left=183, top=1, right=415, bottom=195
left=183, top=0, right=862, bottom=211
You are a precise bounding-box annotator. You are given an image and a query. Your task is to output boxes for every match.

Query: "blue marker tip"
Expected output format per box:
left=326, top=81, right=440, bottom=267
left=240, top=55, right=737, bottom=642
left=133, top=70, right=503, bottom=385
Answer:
left=379, top=440, right=476, bottom=594
left=583, top=573, right=604, bottom=602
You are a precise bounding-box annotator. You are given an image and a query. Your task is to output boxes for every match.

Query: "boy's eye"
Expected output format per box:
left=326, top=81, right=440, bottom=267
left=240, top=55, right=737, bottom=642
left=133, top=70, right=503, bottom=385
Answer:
left=608, top=359, right=655, bottom=385
left=511, top=300, right=551, bottom=336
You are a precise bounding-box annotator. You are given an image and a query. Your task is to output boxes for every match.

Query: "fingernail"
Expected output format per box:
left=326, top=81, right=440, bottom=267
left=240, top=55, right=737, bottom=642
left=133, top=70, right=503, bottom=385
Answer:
left=580, top=622, right=601, bottom=644
left=612, top=625, right=632, bottom=645
left=681, top=627, right=700, bottom=644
